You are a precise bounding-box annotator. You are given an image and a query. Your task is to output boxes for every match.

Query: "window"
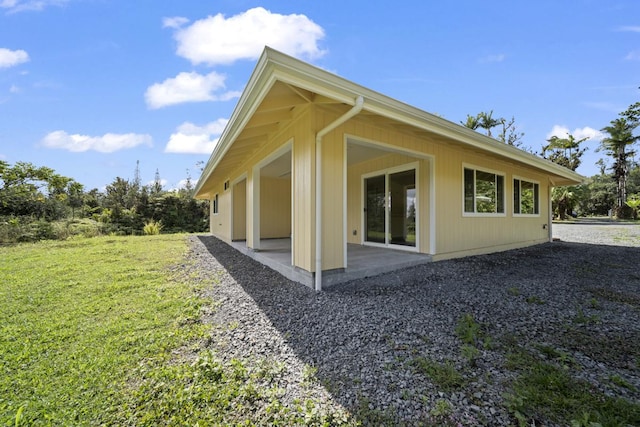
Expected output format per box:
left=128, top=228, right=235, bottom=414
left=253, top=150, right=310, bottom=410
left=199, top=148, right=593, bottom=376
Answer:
left=513, top=178, right=539, bottom=215
left=213, top=194, right=219, bottom=215
left=224, top=180, right=230, bottom=191
left=464, top=167, right=505, bottom=214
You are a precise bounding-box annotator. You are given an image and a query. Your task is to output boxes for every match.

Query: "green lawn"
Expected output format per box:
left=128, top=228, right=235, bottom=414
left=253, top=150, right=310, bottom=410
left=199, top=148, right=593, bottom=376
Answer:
left=0, top=235, right=210, bottom=425
left=0, top=235, right=352, bottom=426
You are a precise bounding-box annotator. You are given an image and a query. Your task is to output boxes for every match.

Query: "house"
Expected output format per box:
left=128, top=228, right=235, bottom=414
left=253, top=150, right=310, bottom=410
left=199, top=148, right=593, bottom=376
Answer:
left=194, top=47, right=583, bottom=290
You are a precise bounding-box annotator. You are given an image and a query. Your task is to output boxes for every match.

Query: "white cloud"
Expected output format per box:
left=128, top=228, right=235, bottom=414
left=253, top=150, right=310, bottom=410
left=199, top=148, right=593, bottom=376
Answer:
left=0, top=48, right=29, bottom=68
left=479, top=53, right=505, bottom=63
left=546, top=125, right=604, bottom=142
left=625, top=50, right=640, bottom=61
left=617, top=25, right=640, bottom=32
left=1, top=0, right=68, bottom=13
left=145, top=71, right=240, bottom=109
left=146, top=178, right=168, bottom=187
left=165, top=119, right=228, bottom=154
left=42, top=131, right=153, bottom=153
left=172, top=7, right=325, bottom=65
left=163, top=16, right=189, bottom=29
left=9, top=84, right=20, bottom=93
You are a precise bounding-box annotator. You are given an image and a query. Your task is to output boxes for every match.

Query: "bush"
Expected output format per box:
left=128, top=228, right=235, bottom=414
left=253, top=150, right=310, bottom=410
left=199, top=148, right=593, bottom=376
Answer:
left=143, top=220, right=163, bottom=235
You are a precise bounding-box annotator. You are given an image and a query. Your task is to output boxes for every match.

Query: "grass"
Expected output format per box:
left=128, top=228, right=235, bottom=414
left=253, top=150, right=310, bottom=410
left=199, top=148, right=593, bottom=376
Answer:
left=504, top=347, right=640, bottom=426
left=0, top=235, right=352, bottom=426
left=0, top=235, right=207, bottom=425
left=410, top=357, right=465, bottom=390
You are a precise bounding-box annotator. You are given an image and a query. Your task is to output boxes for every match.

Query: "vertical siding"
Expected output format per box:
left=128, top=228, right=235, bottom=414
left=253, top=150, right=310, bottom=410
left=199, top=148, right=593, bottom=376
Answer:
left=316, top=108, right=346, bottom=270
left=260, top=177, right=291, bottom=238
left=210, top=187, right=230, bottom=241
left=205, top=100, right=556, bottom=273
left=232, top=179, right=246, bottom=240
left=291, top=108, right=314, bottom=271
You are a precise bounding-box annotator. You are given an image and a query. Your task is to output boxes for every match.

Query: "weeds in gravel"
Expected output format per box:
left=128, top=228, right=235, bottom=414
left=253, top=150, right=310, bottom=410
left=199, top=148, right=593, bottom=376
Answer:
left=461, top=344, right=480, bottom=367
left=588, top=287, right=640, bottom=308
left=410, top=357, right=465, bottom=390
left=560, top=327, right=640, bottom=368
left=610, top=374, right=638, bottom=392
left=535, top=344, right=578, bottom=370
left=573, top=307, right=601, bottom=324
left=525, top=295, right=545, bottom=305
left=508, top=286, right=521, bottom=296
left=504, top=346, right=640, bottom=426
left=508, top=359, right=640, bottom=426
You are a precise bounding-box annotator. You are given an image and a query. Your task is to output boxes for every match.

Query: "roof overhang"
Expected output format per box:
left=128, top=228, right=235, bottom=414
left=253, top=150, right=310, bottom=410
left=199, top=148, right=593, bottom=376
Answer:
left=194, top=47, right=583, bottom=198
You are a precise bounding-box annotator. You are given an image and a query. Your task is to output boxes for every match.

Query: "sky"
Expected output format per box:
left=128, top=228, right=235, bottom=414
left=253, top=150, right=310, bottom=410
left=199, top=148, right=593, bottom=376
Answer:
left=1, top=0, right=639, bottom=191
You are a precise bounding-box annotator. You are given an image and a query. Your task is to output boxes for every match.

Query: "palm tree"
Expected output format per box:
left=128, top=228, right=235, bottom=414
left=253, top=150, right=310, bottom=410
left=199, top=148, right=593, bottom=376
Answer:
left=542, top=134, right=587, bottom=171
left=477, top=111, right=501, bottom=137
left=461, top=114, right=480, bottom=131
left=599, top=118, right=639, bottom=210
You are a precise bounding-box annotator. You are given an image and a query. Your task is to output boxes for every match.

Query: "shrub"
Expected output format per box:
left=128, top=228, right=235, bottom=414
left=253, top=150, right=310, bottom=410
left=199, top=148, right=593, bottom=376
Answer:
left=143, top=220, right=163, bottom=235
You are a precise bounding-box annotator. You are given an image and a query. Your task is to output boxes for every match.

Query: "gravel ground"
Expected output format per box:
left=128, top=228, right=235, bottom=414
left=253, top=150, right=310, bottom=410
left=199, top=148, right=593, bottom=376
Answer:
left=187, top=218, right=640, bottom=426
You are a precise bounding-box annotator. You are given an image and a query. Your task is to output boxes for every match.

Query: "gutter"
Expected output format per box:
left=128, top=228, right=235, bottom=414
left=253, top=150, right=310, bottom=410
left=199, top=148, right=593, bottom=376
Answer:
left=315, top=95, right=364, bottom=292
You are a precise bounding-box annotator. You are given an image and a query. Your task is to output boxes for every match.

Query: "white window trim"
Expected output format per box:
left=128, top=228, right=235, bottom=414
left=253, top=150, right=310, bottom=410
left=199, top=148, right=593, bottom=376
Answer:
left=513, top=175, right=541, bottom=217
left=462, top=163, right=506, bottom=217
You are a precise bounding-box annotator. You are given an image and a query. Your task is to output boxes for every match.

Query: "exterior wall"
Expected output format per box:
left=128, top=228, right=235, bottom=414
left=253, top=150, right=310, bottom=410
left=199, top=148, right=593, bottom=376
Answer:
left=333, top=114, right=550, bottom=260
left=346, top=153, right=430, bottom=253
left=210, top=186, right=231, bottom=241
left=432, top=147, right=550, bottom=260
left=291, top=108, right=315, bottom=272
left=232, top=179, right=246, bottom=240
left=260, top=176, right=291, bottom=238
left=315, top=108, right=346, bottom=271
left=208, top=101, right=554, bottom=274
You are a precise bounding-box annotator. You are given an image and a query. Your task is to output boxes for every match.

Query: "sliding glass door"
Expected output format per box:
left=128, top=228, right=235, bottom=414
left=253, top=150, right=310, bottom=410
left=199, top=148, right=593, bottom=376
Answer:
left=364, top=167, right=417, bottom=249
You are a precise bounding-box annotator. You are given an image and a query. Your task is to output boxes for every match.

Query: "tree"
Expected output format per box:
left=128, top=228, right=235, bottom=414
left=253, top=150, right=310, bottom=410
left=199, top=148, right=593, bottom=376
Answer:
left=461, top=114, right=480, bottom=131
left=478, top=111, right=501, bottom=137
left=598, top=117, right=639, bottom=214
left=497, top=116, right=525, bottom=147
left=0, top=161, right=75, bottom=220
left=462, top=111, right=525, bottom=147
left=542, top=134, right=588, bottom=172
left=67, top=181, right=84, bottom=218
left=541, top=133, right=588, bottom=219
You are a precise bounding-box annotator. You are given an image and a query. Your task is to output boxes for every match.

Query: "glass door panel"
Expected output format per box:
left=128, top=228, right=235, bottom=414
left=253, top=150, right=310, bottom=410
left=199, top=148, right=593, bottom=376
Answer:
left=365, top=175, right=386, bottom=243
left=389, top=169, right=416, bottom=247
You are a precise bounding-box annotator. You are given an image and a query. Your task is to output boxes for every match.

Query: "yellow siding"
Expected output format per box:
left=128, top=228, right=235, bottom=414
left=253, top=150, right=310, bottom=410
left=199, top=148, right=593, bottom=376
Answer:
left=260, top=177, right=291, bottom=238
left=205, top=99, right=556, bottom=275
left=232, top=179, right=246, bottom=240
left=210, top=186, right=231, bottom=241
left=316, top=108, right=346, bottom=270
left=291, top=108, right=314, bottom=271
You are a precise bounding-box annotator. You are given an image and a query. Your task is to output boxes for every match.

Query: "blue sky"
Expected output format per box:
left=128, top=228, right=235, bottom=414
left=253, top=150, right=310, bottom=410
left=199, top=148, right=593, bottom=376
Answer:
left=1, top=0, right=639, bottom=190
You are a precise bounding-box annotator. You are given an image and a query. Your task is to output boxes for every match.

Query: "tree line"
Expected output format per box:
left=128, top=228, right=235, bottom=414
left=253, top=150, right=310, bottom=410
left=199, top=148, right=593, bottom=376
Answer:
left=463, top=92, right=640, bottom=219
left=0, top=160, right=209, bottom=243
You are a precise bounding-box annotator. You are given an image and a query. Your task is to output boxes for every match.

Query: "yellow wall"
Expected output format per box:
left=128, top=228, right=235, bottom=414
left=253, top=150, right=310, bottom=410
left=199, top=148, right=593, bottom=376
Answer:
left=260, top=176, right=291, bottom=238
left=210, top=188, right=230, bottom=241
left=232, top=179, right=246, bottom=240
left=346, top=153, right=430, bottom=253
left=205, top=101, right=554, bottom=274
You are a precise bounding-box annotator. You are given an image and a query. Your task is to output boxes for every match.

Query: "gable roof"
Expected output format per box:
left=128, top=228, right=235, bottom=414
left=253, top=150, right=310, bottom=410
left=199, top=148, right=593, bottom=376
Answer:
left=194, top=47, right=583, bottom=198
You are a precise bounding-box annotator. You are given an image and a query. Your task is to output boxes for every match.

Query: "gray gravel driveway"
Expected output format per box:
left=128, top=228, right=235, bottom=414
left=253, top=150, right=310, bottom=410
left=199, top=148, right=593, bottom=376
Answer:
left=189, top=219, right=640, bottom=426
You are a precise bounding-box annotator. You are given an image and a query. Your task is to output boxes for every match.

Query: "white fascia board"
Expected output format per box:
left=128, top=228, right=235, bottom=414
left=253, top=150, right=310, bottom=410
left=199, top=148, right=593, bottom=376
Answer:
left=267, top=49, right=583, bottom=184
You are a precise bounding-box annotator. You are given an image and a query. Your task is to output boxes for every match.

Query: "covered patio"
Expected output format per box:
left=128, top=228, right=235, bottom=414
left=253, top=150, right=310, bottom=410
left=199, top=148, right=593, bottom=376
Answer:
left=228, top=238, right=432, bottom=288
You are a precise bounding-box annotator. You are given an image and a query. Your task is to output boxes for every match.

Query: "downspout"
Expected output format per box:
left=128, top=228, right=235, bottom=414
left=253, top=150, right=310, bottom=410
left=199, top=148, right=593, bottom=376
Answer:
left=315, top=95, right=364, bottom=292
